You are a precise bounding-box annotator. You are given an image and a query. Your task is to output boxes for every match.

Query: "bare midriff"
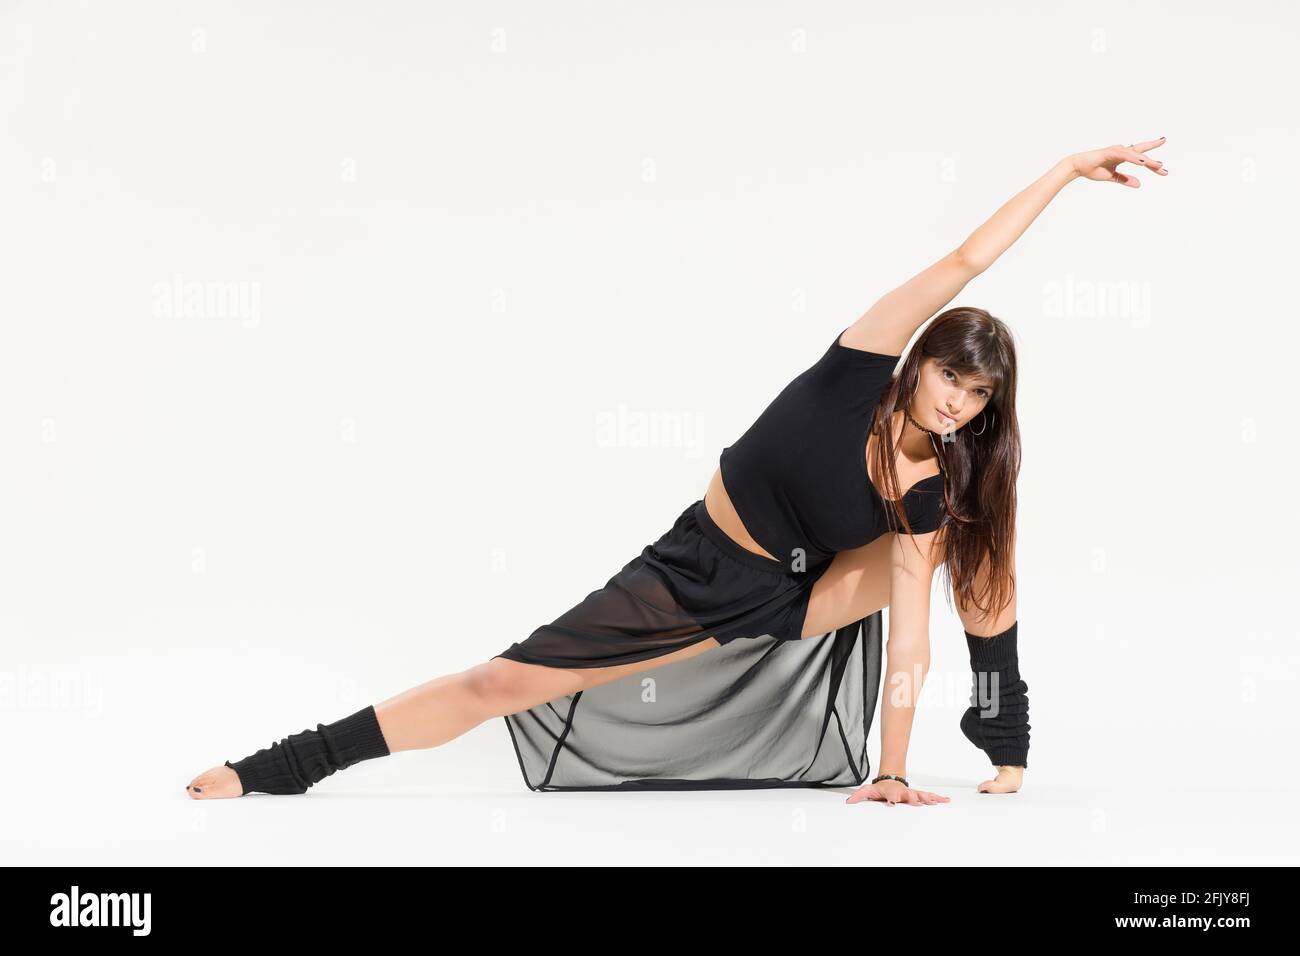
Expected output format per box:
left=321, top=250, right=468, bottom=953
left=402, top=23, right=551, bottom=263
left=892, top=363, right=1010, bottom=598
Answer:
left=703, top=466, right=780, bottom=562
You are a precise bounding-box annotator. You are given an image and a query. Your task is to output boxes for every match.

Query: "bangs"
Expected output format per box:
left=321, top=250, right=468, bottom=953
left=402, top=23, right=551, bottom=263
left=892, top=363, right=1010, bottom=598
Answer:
left=933, top=346, right=1003, bottom=394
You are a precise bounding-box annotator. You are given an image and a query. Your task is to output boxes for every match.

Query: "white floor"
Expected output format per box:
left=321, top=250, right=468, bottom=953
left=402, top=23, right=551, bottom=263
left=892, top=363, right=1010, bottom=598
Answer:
left=9, top=611, right=1300, bottom=867
left=9, top=751, right=1297, bottom=866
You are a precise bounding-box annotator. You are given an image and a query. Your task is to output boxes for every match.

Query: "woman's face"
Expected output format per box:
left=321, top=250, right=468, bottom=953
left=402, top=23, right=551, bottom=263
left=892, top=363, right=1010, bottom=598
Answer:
left=913, top=358, right=994, bottom=435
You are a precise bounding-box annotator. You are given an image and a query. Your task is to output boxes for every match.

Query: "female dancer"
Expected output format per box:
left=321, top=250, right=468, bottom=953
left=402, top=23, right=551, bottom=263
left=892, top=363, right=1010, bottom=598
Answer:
left=187, top=138, right=1167, bottom=806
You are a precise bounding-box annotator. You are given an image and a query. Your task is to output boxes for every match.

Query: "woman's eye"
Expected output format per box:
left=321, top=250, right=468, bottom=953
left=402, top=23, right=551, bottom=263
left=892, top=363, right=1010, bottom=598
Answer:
left=943, top=368, right=990, bottom=399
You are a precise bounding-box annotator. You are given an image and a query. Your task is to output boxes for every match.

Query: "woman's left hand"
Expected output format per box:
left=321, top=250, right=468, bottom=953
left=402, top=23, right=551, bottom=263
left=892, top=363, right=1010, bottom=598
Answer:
left=977, top=765, right=1024, bottom=794
left=1069, top=137, right=1168, bottom=186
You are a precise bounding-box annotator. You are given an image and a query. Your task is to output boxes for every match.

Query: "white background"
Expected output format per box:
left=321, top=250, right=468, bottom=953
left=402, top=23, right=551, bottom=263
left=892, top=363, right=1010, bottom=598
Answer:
left=2, top=0, right=1296, bottom=865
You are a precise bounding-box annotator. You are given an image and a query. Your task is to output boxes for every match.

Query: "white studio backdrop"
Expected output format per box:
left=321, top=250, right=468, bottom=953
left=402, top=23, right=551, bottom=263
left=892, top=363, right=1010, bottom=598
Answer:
left=1, top=0, right=1296, bottom=864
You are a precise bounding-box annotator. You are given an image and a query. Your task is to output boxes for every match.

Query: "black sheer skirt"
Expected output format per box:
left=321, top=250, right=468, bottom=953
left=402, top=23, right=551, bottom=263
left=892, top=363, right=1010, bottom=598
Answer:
left=490, top=498, right=883, bottom=791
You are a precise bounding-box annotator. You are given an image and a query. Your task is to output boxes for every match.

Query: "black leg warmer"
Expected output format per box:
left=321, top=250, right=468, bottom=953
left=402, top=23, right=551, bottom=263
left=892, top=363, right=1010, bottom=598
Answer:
left=225, top=704, right=392, bottom=795
left=959, top=620, right=1031, bottom=769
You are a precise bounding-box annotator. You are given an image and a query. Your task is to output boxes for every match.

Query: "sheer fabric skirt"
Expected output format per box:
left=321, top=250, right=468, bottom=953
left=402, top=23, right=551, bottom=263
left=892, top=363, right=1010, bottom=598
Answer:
left=490, top=498, right=884, bottom=791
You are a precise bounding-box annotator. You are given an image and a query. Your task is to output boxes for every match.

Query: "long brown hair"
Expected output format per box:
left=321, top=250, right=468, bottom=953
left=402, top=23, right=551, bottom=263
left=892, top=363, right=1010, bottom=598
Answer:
left=868, top=306, right=1020, bottom=620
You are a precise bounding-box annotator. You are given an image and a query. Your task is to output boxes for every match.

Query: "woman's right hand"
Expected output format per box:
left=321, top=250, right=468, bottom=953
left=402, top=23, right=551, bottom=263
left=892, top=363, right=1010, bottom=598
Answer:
left=846, top=779, right=950, bottom=806
left=1068, top=137, right=1168, bottom=187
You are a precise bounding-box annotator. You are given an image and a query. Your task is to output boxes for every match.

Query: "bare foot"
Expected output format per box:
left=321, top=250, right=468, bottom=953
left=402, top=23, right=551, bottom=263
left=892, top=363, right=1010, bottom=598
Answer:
left=186, top=764, right=244, bottom=799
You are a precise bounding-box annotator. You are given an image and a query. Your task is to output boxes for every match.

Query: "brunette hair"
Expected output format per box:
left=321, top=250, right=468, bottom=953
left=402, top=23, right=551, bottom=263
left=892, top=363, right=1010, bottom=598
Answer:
left=869, top=306, right=1020, bottom=620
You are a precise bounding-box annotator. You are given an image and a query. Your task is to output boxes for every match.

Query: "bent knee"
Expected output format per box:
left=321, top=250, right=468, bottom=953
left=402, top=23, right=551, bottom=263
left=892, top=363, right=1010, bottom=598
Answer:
left=465, top=658, right=580, bottom=715
left=464, top=659, right=527, bottom=706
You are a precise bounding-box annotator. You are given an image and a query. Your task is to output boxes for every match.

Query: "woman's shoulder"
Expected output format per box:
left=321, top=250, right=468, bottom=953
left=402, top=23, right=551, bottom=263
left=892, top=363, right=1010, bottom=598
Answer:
left=798, top=326, right=901, bottom=404
left=828, top=325, right=902, bottom=365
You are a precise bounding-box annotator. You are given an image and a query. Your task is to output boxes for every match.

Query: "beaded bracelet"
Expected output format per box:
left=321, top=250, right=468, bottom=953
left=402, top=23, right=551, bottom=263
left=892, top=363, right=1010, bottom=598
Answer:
left=872, top=773, right=909, bottom=788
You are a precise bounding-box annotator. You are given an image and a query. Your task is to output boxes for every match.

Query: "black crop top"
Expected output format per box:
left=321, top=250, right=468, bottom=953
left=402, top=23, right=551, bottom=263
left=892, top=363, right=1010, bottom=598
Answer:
left=718, top=326, right=946, bottom=571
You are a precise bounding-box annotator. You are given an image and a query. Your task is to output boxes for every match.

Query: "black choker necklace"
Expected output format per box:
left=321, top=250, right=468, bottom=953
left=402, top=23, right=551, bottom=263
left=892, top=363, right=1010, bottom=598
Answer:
left=906, top=410, right=934, bottom=435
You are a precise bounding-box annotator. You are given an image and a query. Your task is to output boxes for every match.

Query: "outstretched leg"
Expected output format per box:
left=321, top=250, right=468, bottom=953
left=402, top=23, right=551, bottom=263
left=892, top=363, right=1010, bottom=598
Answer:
left=376, top=636, right=721, bottom=751
left=184, top=636, right=722, bottom=799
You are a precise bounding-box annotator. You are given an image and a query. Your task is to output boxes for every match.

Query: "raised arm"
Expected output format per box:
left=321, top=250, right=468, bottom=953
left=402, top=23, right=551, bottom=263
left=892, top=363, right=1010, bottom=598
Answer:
left=846, top=529, right=948, bottom=807
left=839, top=137, right=1168, bottom=356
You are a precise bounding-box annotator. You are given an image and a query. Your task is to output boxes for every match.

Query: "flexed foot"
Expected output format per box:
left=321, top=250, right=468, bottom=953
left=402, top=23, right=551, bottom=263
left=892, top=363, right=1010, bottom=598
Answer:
left=186, top=764, right=244, bottom=799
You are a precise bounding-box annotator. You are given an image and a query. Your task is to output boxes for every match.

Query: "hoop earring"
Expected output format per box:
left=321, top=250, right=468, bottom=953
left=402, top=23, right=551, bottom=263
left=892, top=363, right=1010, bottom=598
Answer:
left=968, top=409, right=994, bottom=436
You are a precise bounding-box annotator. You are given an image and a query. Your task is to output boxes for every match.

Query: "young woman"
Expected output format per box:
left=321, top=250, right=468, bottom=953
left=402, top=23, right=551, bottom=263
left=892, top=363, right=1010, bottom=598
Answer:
left=187, top=138, right=1167, bottom=806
